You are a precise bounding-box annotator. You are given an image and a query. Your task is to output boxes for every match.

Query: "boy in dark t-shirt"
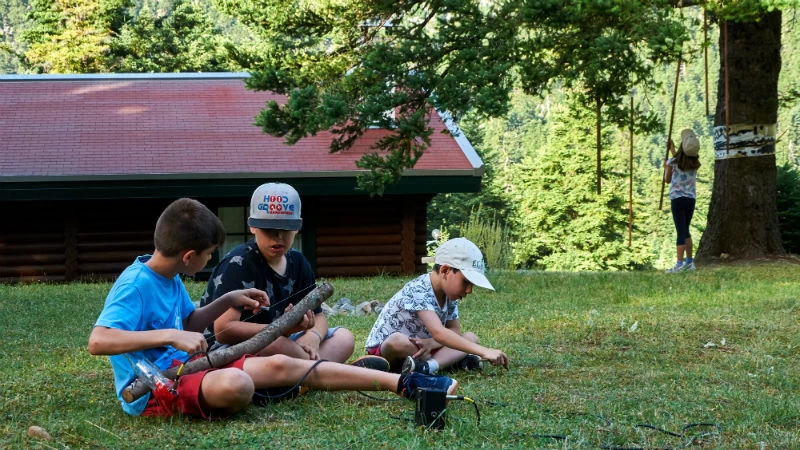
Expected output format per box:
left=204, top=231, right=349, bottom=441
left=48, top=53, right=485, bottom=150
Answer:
left=201, top=183, right=387, bottom=371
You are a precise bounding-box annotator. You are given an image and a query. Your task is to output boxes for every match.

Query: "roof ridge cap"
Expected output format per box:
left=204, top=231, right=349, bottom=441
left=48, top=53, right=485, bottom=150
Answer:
left=0, top=72, right=251, bottom=82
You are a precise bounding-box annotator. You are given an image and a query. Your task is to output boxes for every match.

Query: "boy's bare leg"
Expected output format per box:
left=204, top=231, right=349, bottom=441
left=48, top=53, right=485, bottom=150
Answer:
left=380, top=332, right=480, bottom=372
left=257, top=336, right=309, bottom=359
left=243, top=354, right=399, bottom=392
left=431, top=332, right=479, bottom=369
left=379, top=333, right=420, bottom=370
left=318, top=328, right=356, bottom=363
left=199, top=368, right=256, bottom=413
left=258, top=330, right=355, bottom=363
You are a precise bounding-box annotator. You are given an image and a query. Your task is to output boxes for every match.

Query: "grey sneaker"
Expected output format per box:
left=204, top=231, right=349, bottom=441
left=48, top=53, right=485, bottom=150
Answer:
left=665, top=261, right=685, bottom=273
left=458, top=354, right=483, bottom=371
left=683, top=261, right=696, bottom=271
left=402, top=356, right=431, bottom=374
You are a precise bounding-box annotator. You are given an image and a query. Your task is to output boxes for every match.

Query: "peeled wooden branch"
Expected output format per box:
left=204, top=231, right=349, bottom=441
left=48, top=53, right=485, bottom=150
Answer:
left=121, top=282, right=333, bottom=403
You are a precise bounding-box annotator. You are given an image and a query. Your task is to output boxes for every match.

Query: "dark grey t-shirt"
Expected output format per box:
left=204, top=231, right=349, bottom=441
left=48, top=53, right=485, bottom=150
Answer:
left=200, top=240, right=317, bottom=344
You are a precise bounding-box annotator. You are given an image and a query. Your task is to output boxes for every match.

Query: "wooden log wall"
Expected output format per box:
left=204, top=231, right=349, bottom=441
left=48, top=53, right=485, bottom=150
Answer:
left=0, top=230, right=68, bottom=282
left=313, top=194, right=431, bottom=277
left=0, top=200, right=163, bottom=282
left=0, top=194, right=432, bottom=282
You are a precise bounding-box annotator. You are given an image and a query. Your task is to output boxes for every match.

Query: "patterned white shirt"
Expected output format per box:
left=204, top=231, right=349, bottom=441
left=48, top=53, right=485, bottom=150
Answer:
left=667, top=157, right=697, bottom=200
left=365, top=273, right=459, bottom=348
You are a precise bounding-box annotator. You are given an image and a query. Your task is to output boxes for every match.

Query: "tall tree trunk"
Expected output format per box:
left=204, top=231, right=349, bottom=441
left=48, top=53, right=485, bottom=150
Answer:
left=697, top=11, right=786, bottom=260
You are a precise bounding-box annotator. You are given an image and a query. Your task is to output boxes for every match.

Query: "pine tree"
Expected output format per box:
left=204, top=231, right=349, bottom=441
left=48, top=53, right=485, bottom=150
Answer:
left=111, top=0, right=232, bottom=72
left=509, top=101, right=648, bottom=271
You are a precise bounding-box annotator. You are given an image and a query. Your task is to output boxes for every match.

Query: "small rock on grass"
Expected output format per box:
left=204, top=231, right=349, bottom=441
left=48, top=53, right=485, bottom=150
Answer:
left=27, top=425, right=51, bottom=440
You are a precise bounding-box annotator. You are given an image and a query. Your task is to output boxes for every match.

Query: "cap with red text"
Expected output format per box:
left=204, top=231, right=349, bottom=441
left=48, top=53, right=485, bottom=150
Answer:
left=248, top=183, right=302, bottom=231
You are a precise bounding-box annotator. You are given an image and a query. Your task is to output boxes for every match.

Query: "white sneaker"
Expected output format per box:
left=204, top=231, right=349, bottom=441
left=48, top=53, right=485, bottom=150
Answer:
left=683, top=261, right=696, bottom=271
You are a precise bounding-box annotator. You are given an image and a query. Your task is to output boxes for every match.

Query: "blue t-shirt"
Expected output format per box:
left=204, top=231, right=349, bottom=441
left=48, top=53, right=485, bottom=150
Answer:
left=94, top=255, right=195, bottom=416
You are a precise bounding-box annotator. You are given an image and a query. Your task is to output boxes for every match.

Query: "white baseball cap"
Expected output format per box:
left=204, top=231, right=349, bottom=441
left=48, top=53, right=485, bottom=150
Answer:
left=434, top=237, right=495, bottom=291
left=248, top=183, right=303, bottom=230
left=680, top=129, right=700, bottom=157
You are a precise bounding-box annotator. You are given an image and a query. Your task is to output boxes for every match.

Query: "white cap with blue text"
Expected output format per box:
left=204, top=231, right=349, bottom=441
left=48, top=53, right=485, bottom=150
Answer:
left=248, top=183, right=303, bottom=230
left=434, top=237, right=495, bottom=291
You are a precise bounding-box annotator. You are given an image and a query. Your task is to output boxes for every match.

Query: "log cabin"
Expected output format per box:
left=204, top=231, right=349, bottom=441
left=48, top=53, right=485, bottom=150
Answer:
left=0, top=73, right=486, bottom=282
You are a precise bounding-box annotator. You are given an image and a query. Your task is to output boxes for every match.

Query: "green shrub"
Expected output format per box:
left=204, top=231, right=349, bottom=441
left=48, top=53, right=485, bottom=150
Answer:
left=777, top=162, right=800, bottom=254
left=458, top=205, right=512, bottom=270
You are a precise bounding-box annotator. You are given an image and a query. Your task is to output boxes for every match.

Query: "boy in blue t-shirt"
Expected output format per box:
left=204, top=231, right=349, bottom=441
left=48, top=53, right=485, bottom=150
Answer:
left=89, top=198, right=457, bottom=418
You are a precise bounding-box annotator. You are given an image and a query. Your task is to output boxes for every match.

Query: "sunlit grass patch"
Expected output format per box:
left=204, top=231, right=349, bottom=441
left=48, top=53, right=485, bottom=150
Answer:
left=1, top=262, right=799, bottom=448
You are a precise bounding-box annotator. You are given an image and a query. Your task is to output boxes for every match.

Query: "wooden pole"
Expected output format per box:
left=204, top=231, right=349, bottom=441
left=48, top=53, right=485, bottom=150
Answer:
left=121, top=282, right=334, bottom=403
left=629, top=95, right=634, bottom=247
left=704, top=9, right=710, bottom=117
left=723, top=19, right=730, bottom=151
left=659, top=55, right=682, bottom=210
left=596, top=97, right=602, bottom=195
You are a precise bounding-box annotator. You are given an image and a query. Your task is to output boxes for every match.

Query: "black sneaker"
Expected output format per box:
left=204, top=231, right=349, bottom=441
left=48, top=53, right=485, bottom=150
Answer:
left=458, top=354, right=483, bottom=371
left=402, top=356, right=431, bottom=374
left=397, top=371, right=457, bottom=400
left=252, top=386, right=301, bottom=406
left=349, top=355, right=390, bottom=372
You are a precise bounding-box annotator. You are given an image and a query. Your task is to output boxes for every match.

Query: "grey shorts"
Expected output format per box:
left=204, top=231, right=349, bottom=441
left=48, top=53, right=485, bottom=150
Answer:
left=289, top=326, right=341, bottom=341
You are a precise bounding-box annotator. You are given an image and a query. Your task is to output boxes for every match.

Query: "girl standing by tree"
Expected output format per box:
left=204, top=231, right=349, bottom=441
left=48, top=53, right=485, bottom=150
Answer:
left=665, top=129, right=702, bottom=273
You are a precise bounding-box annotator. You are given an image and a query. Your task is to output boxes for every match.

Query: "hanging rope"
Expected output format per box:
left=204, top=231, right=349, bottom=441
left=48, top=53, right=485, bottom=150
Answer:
left=659, top=54, right=682, bottom=211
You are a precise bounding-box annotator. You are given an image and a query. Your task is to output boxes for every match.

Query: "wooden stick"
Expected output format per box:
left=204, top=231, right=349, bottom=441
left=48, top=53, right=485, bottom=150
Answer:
left=121, top=282, right=334, bottom=403
left=659, top=54, right=682, bottom=211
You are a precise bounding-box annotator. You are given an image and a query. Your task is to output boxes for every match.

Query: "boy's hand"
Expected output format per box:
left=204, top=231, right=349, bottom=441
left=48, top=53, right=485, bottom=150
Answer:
left=169, top=329, right=209, bottom=354
left=295, top=341, right=320, bottom=360
left=409, top=337, right=442, bottom=360
left=285, top=304, right=315, bottom=333
left=482, top=349, right=510, bottom=369
left=229, top=288, right=270, bottom=312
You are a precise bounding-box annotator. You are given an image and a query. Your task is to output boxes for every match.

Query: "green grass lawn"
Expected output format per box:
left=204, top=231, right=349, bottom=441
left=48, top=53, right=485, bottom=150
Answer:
left=1, top=263, right=799, bottom=449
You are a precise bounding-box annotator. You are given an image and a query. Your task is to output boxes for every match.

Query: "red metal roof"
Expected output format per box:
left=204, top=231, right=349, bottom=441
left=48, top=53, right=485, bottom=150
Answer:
left=0, top=73, right=483, bottom=181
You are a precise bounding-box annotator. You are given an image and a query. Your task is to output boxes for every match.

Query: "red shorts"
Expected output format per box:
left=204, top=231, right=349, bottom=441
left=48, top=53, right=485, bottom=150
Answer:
left=141, top=354, right=250, bottom=419
left=365, top=345, right=382, bottom=357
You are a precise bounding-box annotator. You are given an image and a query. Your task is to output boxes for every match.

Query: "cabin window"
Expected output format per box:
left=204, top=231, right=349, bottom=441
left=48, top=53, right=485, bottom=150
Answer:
left=217, top=206, right=303, bottom=258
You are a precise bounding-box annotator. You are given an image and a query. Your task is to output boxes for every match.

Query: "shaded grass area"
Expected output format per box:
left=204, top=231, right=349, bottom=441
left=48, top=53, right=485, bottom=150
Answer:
left=1, top=263, right=799, bottom=448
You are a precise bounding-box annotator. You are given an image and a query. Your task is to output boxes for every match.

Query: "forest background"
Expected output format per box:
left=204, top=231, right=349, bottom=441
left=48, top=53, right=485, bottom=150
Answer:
left=2, top=1, right=799, bottom=272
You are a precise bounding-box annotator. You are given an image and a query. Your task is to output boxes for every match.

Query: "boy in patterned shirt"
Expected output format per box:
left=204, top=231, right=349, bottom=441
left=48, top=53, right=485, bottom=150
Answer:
left=364, top=237, right=509, bottom=373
